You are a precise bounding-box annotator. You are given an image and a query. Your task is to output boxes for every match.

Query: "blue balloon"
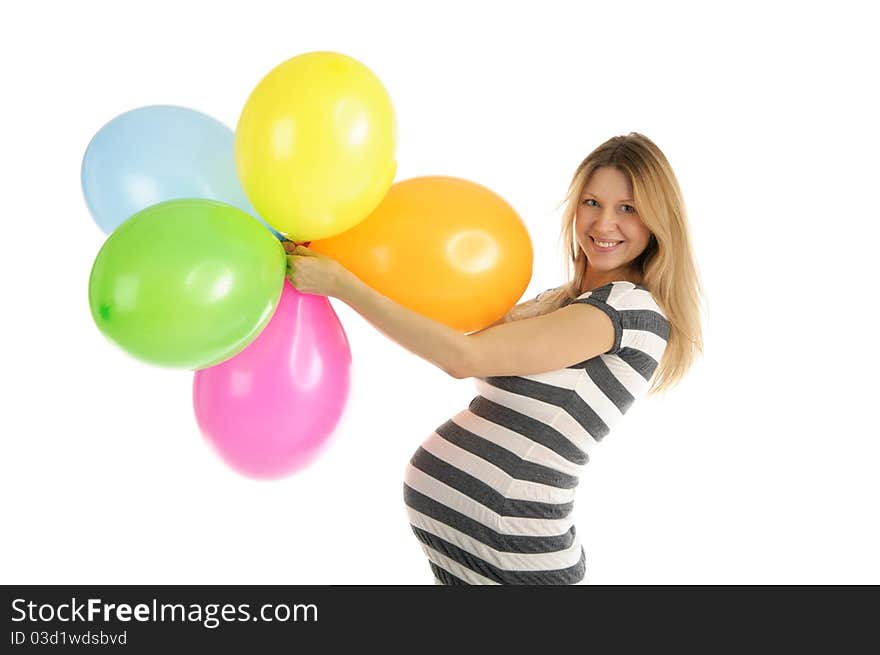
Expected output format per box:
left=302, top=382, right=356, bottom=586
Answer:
left=81, top=105, right=283, bottom=239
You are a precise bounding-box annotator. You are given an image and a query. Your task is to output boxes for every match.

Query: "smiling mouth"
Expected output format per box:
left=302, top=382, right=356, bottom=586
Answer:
left=591, top=237, right=624, bottom=248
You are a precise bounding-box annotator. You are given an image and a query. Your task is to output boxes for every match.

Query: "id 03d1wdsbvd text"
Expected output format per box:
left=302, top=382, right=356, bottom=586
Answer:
left=10, top=630, right=128, bottom=647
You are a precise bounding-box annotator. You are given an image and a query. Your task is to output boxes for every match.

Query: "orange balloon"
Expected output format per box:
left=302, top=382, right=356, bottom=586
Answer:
left=309, top=176, right=533, bottom=332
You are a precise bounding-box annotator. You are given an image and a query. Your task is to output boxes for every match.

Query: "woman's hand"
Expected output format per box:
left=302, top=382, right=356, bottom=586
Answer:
left=283, top=242, right=356, bottom=299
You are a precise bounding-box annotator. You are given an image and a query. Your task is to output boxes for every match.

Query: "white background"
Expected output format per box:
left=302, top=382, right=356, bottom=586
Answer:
left=1, top=0, right=877, bottom=585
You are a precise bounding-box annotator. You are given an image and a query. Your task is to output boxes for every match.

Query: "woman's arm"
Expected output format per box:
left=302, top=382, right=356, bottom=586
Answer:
left=465, top=297, right=538, bottom=335
left=335, top=272, right=579, bottom=378
left=337, top=275, right=470, bottom=378
left=339, top=275, right=613, bottom=379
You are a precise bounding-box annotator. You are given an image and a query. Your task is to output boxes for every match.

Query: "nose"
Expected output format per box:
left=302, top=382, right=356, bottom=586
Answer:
left=593, top=207, right=619, bottom=231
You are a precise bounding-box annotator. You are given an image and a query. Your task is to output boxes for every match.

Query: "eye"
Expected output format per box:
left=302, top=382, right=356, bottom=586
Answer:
left=581, top=198, right=637, bottom=213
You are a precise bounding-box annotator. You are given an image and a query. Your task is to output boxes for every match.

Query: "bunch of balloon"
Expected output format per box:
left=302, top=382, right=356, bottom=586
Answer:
left=193, top=51, right=399, bottom=479
left=84, top=50, right=533, bottom=481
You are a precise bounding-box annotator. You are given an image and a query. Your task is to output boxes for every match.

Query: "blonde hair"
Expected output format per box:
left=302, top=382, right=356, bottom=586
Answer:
left=504, top=132, right=705, bottom=395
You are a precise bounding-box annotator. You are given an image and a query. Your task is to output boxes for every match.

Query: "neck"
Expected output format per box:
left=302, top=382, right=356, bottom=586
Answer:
left=581, top=266, right=641, bottom=293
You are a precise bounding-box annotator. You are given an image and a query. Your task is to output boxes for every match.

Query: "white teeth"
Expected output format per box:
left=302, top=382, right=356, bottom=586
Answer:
left=593, top=238, right=621, bottom=248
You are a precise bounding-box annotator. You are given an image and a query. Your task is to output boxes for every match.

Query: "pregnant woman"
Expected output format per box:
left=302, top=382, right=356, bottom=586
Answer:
left=286, top=132, right=705, bottom=585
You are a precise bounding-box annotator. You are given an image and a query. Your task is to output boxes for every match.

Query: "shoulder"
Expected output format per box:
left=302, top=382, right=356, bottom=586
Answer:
left=463, top=292, right=618, bottom=377
left=569, top=281, right=669, bottom=342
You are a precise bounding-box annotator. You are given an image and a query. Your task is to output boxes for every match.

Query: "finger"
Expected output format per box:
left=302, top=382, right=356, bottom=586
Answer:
left=297, top=245, right=322, bottom=257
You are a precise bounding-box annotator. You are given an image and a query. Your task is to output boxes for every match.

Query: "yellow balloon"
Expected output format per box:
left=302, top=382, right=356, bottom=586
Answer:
left=310, top=176, right=533, bottom=333
left=235, top=51, right=397, bottom=241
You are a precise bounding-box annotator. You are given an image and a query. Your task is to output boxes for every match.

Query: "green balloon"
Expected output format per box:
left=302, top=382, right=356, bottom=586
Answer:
left=89, top=199, right=286, bottom=369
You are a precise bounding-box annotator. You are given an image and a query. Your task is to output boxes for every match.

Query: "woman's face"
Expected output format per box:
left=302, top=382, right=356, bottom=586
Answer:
left=574, top=166, right=653, bottom=281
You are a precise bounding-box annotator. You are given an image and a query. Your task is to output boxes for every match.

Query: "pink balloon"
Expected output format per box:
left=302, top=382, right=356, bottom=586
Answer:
left=193, top=280, right=352, bottom=479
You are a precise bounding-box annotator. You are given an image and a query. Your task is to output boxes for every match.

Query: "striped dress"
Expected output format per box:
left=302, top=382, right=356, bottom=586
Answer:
left=403, top=280, right=670, bottom=585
